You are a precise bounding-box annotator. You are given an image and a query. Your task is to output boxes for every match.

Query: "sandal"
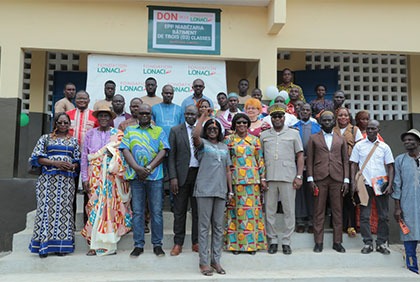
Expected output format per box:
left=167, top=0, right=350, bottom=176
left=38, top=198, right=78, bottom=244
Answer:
left=347, top=227, right=357, bottom=238
left=200, top=265, right=213, bottom=276
left=211, top=263, right=226, bottom=275
left=86, top=249, right=96, bottom=256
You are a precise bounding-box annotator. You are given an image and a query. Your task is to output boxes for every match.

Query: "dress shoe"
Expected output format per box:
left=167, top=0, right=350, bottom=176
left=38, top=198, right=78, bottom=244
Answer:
left=145, top=224, right=150, bottom=234
left=153, top=246, right=165, bottom=257
left=170, top=244, right=182, bottom=256
left=307, top=226, right=314, bottom=233
left=376, top=244, right=391, bottom=255
left=332, top=243, right=346, bottom=253
left=361, top=244, right=373, bottom=254
left=282, top=245, right=292, bottom=255
left=313, top=243, right=323, bottom=253
left=130, top=247, right=144, bottom=257
left=192, top=243, right=199, bottom=252
left=39, top=253, right=48, bottom=258
left=268, top=244, right=278, bottom=254
left=295, top=225, right=305, bottom=233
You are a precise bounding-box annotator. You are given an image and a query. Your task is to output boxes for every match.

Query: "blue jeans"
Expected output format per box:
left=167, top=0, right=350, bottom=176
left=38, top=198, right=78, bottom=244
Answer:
left=404, top=241, right=419, bottom=274
left=130, top=179, right=163, bottom=248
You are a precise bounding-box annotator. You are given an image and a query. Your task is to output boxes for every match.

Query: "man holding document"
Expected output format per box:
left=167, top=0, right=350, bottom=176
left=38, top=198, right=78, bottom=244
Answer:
left=350, top=120, right=394, bottom=255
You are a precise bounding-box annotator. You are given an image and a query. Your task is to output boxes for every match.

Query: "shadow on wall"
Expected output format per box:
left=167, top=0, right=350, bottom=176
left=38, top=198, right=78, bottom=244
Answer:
left=0, top=178, right=36, bottom=251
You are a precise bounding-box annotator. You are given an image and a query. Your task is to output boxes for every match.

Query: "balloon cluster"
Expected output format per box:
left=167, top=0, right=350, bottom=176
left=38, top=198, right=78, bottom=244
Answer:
left=265, top=86, right=290, bottom=105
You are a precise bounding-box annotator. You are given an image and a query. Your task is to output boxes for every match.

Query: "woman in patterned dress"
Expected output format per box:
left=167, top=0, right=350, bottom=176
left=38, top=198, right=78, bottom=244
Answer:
left=29, top=112, right=80, bottom=258
left=224, top=113, right=267, bottom=255
left=81, top=107, right=132, bottom=256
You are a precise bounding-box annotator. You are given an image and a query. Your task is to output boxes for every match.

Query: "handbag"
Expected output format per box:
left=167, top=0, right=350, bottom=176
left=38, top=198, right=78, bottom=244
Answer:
left=27, top=134, right=50, bottom=175
left=356, top=141, right=379, bottom=206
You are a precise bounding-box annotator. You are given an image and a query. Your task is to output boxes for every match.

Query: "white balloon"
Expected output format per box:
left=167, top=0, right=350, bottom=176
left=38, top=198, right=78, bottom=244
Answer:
left=265, top=85, right=279, bottom=100
left=278, top=90, right=289, bottom=100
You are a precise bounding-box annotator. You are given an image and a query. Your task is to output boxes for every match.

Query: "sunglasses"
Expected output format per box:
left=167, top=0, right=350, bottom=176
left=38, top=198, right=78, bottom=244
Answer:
left=236, top=121, right=248, bottom=125
left=207, top=127, right=219, bottom=132
left=193, top=85, right=204, bottom=89
left=271, top=114, right=284, bottom=119
left=56, top=121, right=70, bottom=125
left=138, top=112, right=151, bottom=116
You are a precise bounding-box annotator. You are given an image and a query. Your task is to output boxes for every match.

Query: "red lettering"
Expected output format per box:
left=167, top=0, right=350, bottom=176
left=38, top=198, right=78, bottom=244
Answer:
left=156, top=12, right=178, bottom=21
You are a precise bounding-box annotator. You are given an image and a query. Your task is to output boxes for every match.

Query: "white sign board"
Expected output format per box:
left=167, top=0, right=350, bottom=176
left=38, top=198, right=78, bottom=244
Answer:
left=86, top=54, right=227, bottom=109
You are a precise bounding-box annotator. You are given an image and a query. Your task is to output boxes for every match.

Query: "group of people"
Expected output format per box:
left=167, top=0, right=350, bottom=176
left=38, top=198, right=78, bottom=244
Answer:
left=28, top=72, right=420, bottom=275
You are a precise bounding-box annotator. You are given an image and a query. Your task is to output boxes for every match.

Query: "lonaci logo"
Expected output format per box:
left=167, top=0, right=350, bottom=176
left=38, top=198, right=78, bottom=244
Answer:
left=143, top=64, right=173, bottom=75
left=96, top=63, right=127, bottom=74
left=187, top=64, right=216, bottom=76
left=119, top=81, right=144, bottom=92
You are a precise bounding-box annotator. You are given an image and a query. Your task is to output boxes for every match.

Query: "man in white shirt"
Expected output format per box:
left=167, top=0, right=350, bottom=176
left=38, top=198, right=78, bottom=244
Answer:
left=350, top=120, right=394, bottom=255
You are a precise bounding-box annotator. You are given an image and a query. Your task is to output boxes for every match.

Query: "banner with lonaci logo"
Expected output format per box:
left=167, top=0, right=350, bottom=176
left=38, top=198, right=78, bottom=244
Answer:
left=86, top=54, right=226, bottom=108
left=148, top=6, right=221, bottom=55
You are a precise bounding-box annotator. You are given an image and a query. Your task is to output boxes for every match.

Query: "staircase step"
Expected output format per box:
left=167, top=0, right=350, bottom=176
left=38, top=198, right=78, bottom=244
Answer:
left=14, top=210, right=368, bottom=253
left=0, top=248, right=415, bottom=282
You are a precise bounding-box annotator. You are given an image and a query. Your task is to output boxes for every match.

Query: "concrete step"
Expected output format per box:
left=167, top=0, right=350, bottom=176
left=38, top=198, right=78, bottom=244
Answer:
left=15, top=210, right=368, bottom=253
left=0, top=247, right=416, bottom=282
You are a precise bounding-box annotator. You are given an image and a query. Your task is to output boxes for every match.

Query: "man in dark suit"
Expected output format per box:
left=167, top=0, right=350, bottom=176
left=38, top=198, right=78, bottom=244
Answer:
left=168, top=105, right=199, bottom=256
left=306, top=111, right=349, bottom=253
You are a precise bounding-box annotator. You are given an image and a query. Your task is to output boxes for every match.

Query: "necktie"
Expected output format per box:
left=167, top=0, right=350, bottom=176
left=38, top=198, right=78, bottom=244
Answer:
left=227, top=113, right=232, bottom=122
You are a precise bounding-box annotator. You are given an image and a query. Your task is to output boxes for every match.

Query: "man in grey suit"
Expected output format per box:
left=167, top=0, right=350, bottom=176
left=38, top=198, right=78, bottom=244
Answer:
left=168, top=105, right=199, bottom=256
left=306, top=111, right=349, bottom=253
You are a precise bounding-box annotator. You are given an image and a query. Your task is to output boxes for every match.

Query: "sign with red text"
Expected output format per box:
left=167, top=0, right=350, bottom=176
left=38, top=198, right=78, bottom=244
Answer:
left=148, top=6, right=221, bottom=55
left=86, top=54, right=226, bottom=108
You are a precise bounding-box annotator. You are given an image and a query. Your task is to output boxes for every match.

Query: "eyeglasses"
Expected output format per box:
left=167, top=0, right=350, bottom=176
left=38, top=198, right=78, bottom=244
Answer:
left=193, top=85, right=204, bottom=89
left=236, top=121, right=248, bottom=125
left=271, top=114, right=284, bottom=119
left=207, top=127, right=219, bottom=132
left=138, top=112, right=151, bottom=116
left=56, top=121, right=70, bottom=125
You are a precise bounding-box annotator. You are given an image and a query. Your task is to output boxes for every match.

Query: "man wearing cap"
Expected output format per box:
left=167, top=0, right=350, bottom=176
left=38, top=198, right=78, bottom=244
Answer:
left=350, top=120, right=394, bottom=255
left=307, top=111, right=349, bottom=253
left=393, top=129, right=420, bottom=274
left=219, top=92, right=241, bottom=135
left=181, top=78, right=214, bottom=111
left=260, top=103, right=304, bottom=255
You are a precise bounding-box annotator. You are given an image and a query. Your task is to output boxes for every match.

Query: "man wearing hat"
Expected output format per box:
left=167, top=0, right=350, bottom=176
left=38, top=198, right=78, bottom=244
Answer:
left=307, top=111, right=349, bottom=253
left=350, top=120, right=394, bottom=255
left=392, top=129, right=420, bottom=273
left=219, top=92, right=242, bottom=135
left=260, top=103, right=304, bottom=255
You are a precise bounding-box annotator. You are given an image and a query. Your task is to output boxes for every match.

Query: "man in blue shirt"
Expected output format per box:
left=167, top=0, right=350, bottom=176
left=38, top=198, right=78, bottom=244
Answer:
left=181, top=78, right=214, bottom=111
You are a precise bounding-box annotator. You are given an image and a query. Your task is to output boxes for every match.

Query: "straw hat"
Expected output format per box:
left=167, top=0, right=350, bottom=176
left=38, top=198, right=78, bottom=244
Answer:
left=92, top=106, right=116, bottom=119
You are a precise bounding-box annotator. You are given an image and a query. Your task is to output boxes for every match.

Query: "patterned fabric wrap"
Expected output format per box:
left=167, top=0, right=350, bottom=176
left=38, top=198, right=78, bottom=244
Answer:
left=224, top=134, right=267, bottom=251
left=29, top=135, right=80, bottom=255
left=81, top=129, right=132, bottom=255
